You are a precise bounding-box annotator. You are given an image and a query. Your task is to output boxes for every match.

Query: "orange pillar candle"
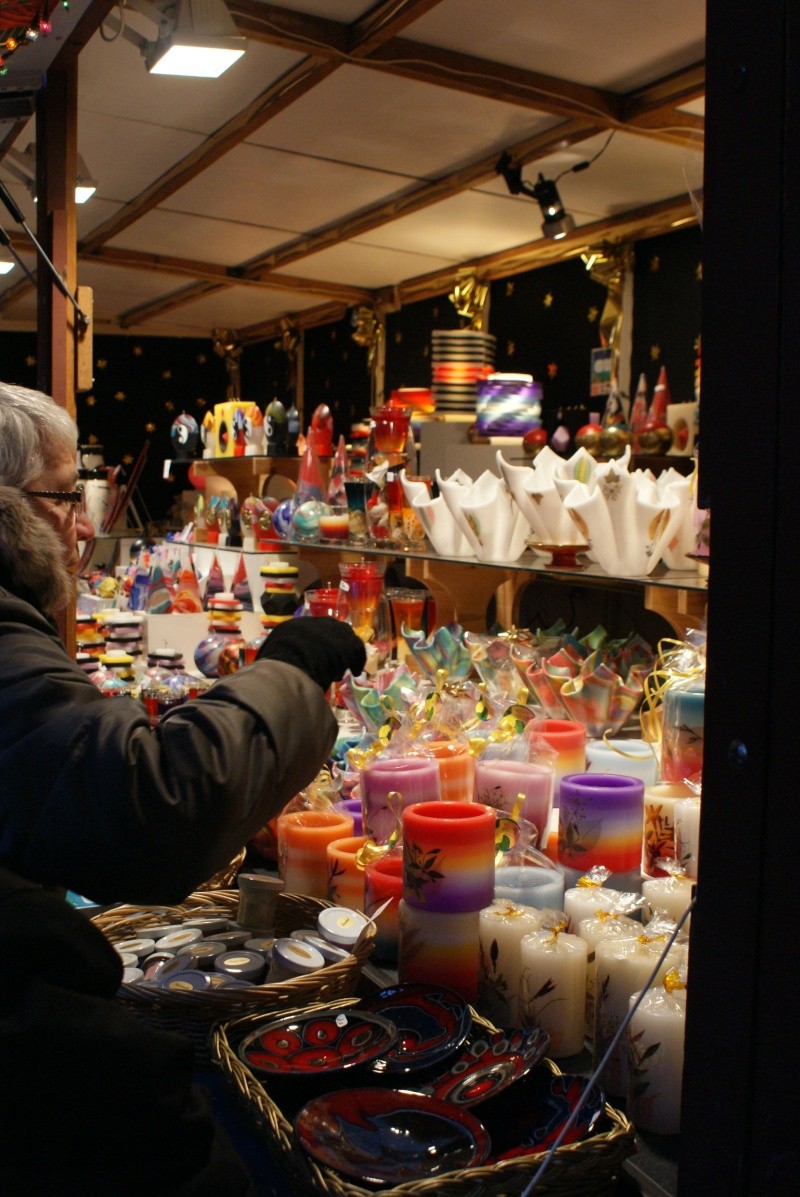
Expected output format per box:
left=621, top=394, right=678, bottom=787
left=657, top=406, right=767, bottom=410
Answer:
left=326, top=835, right=368, bottom=911
left=277, top=809, right=354, bottom=898
left=425, top=740, right=476, bottom=802
left=402, top=800, right=496, bottom=913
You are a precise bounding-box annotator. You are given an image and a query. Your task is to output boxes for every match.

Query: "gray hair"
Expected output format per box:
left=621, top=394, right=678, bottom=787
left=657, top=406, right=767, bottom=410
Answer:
left=0, top=382, right=79, bottom=489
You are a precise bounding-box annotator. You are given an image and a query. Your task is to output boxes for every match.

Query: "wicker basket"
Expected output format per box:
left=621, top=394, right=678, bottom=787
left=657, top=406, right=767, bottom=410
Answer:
left=211, top=1006, right=637, bottom=1197
left=196, top=847, right=247, bottom=891
left=92, top=891, right=374, bottom=1063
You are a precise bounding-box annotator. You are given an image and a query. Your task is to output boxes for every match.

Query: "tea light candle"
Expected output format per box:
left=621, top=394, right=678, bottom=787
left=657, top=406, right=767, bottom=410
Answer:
left=660, top=681, right=705, bottom=784
left=642, top=875, right=694, bottom=927
left=402, top=800, right=496, bottom=913
left=627, top=974, right=687, bottom=1135
left=674, top=796, right=701, bottom=879
left=361, top=756, right=441, bottom=844
left=587, top=738, right=659, bottom=786
left=326, top=835, right=368, bottom=911
left=530, top=718, right=587, bottom=807
left=277, top=808, right=355, bottom=899
left=558, top=773, right=645, bottom=891
left=577, top=910, right=643, bottom=1039
left=593, top=933, right=686, bottom=1096
left=473, top=758, right=555, bottom=850
left=364, top=850, right=403, bottom=963
left=477, top=900, right=543, bottom=1028
left=494, top=862, right=566, bottom=912
left=424, top=740, right=476, bottom=803
left=642, top=782, right=693, bottom=878
left=519, top=925, right=588, bottom=1057
left=398, top=900, right=480, bottom=1002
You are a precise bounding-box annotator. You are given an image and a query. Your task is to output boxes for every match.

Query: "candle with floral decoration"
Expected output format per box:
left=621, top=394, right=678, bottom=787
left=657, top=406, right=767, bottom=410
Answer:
left=402, top=800, right=496, bottom=914
left=627, top=967, right=688, bottom=1135
left=593, top=924, right=687, bottom=1096
left=673, top=796, right=701, bottom=879
left=642, top=782, right=694, bottom=877
left=642, top=866, right=694, bottom=928
left=563, top=867, right=620, bottom=933
left=578, top=906, right=643, bottom=1040
left=660, top=681, right=705, bottom=785
left=277, top=808, right=354, bottom=899
left=326, top=835, right=368, bottom=911
left=477, top=900, right=543, bottom=1028
left=361, top=756, right=441, bottom=844
left=473, top=757, right=555, bottom=850
left=519, top=915, right=588, bottom=1057
left=398, top=901, right=480, bottom=1001
left=558, top=773, right=645, bottom=892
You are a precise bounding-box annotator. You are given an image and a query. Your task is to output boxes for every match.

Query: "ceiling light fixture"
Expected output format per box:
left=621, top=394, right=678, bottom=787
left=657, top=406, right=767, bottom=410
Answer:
left=121, top=0, right=247, bottom=78
left=1, top=145, right=97, bottom=204
left=496, top=153, right=575, bottom=240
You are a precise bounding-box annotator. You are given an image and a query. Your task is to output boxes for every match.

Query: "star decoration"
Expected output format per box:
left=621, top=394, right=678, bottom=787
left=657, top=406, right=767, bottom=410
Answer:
left=96, top=359, right=107, bottom=370
left=197, top=354, right=206, bottom=364
left=330, top=330, right=337, bottom=342
left=394, top=331, right=402, bottom=344
left=423, top=344, right=430, bottom=357
left=165, top=400, right=175, bottom=411
left=505, top=281, right=514, bottom=298
left=650, top=344, right=661, bottom=361
left=123, top=455, right=134, bottom=466
left=145, top=422, right=156, bottom=434
left=87, top=434, right=99, bottom=444
left=543, top=293, right=554, bottom=308
left=547, top=362, right=558, bottom=379
left=161, top=370, right=172, bottom=380
left=132, top=346, right=143, bottom=357
left=650, top=256, right=660, bottom=272
left=432, top=305, right=439, bottom=318
left=196, top=397, right=207, bottom=408
left=506, top=340, right=516, bottom=356
left=588, top=306, right=598, bottom=323
left=696, top=262, right=702, bottom=281
left=694, top=335, right=701, bottom=353
left=25, top=355, right=36, bottom=368
left=86, top=395, right=96, bottom=407
left=114, top=391, right=126, bottom=402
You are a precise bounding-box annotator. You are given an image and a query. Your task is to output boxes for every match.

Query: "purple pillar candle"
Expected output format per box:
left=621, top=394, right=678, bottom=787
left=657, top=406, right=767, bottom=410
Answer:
left=558, top=773, right=645, bottom=890
left=333, top=798, right=363, bottom=836
left=361, top=756, right=441, bottom=845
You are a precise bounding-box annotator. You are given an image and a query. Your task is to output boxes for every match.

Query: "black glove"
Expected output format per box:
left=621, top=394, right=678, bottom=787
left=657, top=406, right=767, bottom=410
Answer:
left=256, top=616, right=366, bottom=691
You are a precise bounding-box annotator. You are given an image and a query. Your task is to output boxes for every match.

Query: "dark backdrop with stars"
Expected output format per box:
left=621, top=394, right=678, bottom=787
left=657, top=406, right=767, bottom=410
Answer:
left=0, top=226, right=701, bottom=524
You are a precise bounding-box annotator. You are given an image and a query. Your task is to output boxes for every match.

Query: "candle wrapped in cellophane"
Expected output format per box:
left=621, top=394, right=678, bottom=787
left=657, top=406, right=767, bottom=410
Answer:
left=640, top=628, right=706, bottom=786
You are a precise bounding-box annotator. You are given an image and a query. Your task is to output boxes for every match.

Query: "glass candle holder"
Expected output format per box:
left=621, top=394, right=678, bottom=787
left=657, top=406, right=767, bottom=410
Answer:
left=370, top=405, right=411, bottom=454
left=343, top=478, right=369, bottom=544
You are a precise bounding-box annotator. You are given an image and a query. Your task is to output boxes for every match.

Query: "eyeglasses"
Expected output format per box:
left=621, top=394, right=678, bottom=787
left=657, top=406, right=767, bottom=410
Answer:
left=24, top=485, right=86, bottom=517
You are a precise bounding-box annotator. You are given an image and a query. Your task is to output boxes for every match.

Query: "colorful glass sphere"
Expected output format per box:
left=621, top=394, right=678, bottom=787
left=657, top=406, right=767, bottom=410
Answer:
left=272, top=498, right=294, bottom=540
left=194, top=633, right=227, bottom=678
left=292, top=499, right=326, bottom=542
left=170, top=412, right=200, bottom=459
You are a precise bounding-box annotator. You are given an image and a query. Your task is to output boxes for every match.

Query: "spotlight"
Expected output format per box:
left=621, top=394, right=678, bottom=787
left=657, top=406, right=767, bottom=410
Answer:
left=496, top=152, right=576, bottom=241
left=122, top=0, right=247, bottom=79
left=1, top=146, right=97, bottom=204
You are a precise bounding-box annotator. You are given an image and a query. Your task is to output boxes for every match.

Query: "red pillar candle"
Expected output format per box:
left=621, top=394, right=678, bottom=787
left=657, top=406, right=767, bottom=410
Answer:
left=398, top=900, right=480, bottom=1002
left=402, top=800, right=496, bottom=913
left=364, top=850, right=403, bottom=963
left=277, top=809, right=355, bottom=899
left=326, top=835, right=368, bottom=911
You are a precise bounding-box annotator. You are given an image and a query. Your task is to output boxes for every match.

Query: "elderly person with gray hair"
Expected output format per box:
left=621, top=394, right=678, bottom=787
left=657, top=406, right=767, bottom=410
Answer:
left=0, top=382, right=365, bottom=1195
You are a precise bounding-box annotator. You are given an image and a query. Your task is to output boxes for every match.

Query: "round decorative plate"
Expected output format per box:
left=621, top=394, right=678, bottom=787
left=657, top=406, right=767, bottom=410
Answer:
left=417, top=1026, right=551, bottom=1108
left=481, top=1070, right=605, bottom=1160
left=359, top=983, right=471, bottom=1076
left=294, top=1087, right=490, bottom=1185
left=237, top=1008, right=397, bottom=1078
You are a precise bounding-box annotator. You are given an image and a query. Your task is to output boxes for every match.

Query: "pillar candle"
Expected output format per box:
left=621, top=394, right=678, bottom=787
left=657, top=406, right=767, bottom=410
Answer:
left=361, top=756, right=441, bottom=844
left=627, top=977, right=687, bottom=1135
left=494, top=862, right=566, bottom=912
left=364, top=851, right=403, bottom=964
left=277, top=808, right=354, bottom=899
left=473, top=758, right=555, bottom=851
left=674, top=796, right=701, bottom=880
left=563, top=877, right=619, bottom=934
left=593, top=934, right=686, bottom=1096
left=642, top=875, right=694, bottom=927
left=577, top=911, right=643, bottom=1039
left=326, top=835, right=368, bottom=911
left=333, top=798, right=363, bottom=836
left=559, top=773, right=645, bottom=892
left=587, top=738, right=659, bottom=786
left=660, top=681, right=705, bottom=784
left=642, top=782, right=693, bottom=878
left=424, top=740, right=476, bottom=802
left=519, top=927, right=589, bottom=1057
left=530, top=718, right=587, bottom=807
left=398, top=900, right=480, bottom=1002
left=477, top=900, right=543, bottom=1028
left=402, top=800, right=496, bottom=913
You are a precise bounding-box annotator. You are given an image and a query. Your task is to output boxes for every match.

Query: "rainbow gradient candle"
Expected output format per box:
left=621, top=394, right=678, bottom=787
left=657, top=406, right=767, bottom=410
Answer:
left=473, top=758, right=554, bottom=850
left=530, top=718, right=587, bottom=804
left=402, top=800, right=496, bottom=913
left=398, top=900, right=480, bottom=1002
left=558, top=773, right=645, bottom=892
left=277, top=808, right=354, bottom=898
left=364, top=850, right=403, bottom=963
left=660, top=681, right=705, bottom=785
left=326, top=835, right=368, bottom=911
left=361, top=756, right=441, bottom=844
left=425, top=740, right=476, bottom=802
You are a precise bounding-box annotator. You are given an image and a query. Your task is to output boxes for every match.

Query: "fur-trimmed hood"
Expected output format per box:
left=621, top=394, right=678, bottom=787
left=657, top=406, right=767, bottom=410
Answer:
left=0, top=485, right=73, bottom=614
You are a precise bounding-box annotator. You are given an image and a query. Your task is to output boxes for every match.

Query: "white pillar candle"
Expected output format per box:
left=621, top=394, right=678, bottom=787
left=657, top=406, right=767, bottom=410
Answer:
left=577, top=911, right=643, bottom=1040
left=627, top=975, right=687, bottom=1134
left=593, top=934, right=686, bottom=1096
left=477, top=900, right=543, bottom=1028
left=642, top=782, right=693, bottom=878
left=519, top=927, right=588, bottom=1057
left=563, top=878, right=618, bottom=934
left=673, top=796, right=702, bottom=880
left=641, top=875, right=694, bottom=927
left=586, top=738, right=659, bottom=786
